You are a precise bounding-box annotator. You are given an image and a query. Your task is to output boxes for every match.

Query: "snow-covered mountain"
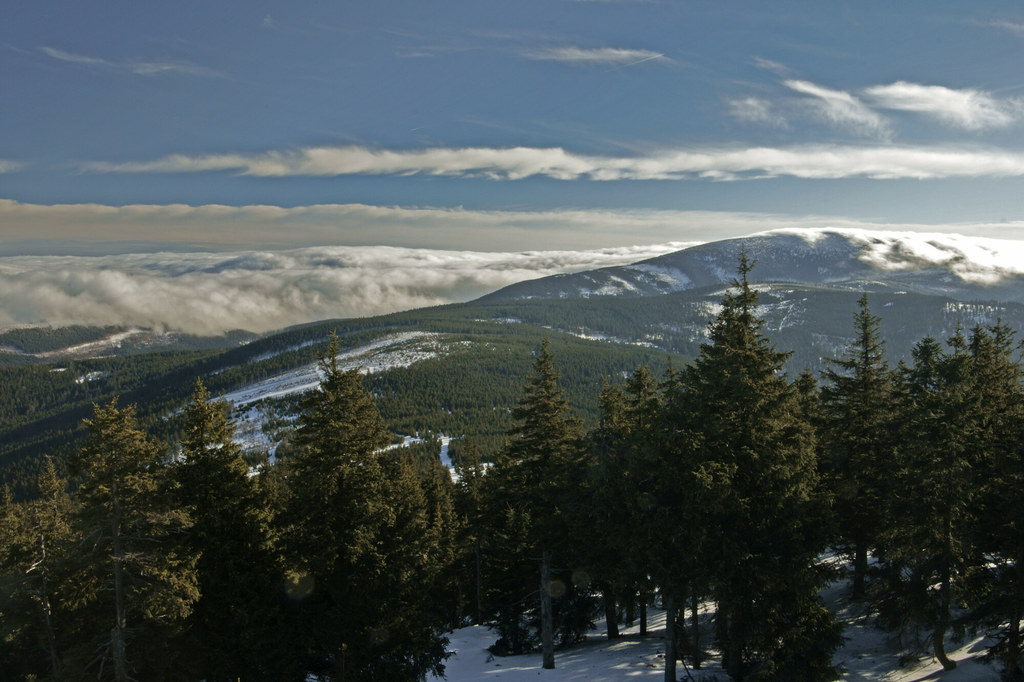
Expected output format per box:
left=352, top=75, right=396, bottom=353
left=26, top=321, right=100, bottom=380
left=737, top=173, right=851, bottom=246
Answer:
left=480, top=229, right=1024, bottom=304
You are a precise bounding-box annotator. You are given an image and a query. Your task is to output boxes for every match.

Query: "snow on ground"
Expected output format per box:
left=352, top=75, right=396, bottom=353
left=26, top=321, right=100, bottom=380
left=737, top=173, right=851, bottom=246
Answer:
left=439, top=573, right=1000, bottom=681
left=219, top=332, right=458, bottom=454
left=441, top=610, right=682, bottom=681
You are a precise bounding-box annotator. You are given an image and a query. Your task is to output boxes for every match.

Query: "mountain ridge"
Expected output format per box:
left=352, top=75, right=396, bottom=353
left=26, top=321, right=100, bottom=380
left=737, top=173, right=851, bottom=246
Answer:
left=479, top=228, right=1024, bottom=305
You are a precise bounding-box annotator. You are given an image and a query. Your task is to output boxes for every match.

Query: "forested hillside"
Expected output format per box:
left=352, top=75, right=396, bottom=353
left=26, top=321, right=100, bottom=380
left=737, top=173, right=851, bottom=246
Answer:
left=4, top=262, right=1024, bottom=681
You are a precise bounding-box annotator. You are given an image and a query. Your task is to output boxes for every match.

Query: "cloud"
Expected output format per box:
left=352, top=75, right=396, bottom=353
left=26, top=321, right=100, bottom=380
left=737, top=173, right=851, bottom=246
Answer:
left=81, top=143, right=1024, bottom=182
left=526, top=46, right=668, bottom=66
left=783, top=79, right=891, bottom=138
left=39, top=46, right=224, bottom=78
left=0, top=160, right=23, bottom=173
left=863, top=81, right=1021, bottom=130
left=752, top=57, right=791, bottom=77
left=728, top=97, right=788, bottom=128
left=0, top=199, right=711, bottom=252
left=0, top=244, right=690, bottom=335
left=987, top=19, right=1024, bottom=36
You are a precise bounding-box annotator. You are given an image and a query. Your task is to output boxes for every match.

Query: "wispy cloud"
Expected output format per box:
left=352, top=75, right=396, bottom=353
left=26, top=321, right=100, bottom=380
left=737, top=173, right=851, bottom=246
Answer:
left=783, top=79, right=891, bottom=138
left=526, top=46, right=668, bottom=66
left=727, top=97, right=788, bottom=128
left=0, top=244, right=688, bottom=335
left=863, top=81, right=1022, bottom=130
left=81, top=143, right=1024, bottom=182
left=0, top=160, right=23, bottom=173
left=39, top=46, right=224, bottom=78
left=987, top=19, right=1024, bottom=36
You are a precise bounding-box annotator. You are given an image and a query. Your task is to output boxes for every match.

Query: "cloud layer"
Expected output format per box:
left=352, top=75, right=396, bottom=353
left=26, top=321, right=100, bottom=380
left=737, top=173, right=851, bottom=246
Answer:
left=82, top=143, right=1024, bottom=181
left=0, top=244, right=688, bottom=335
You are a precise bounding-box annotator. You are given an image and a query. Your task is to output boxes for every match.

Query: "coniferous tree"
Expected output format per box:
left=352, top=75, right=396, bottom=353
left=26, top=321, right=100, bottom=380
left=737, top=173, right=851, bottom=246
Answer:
left=173, top=380, right=292, bottom=680
left=882, top=332, right=978, bottom=670
left=63, top=400, right=198, bottom=681
left=485, top=337, right=592, bottom=663
left=283, top=334, right=451, bottom=681
left=453, top=439, right=488, bottom=626
left=587, top=378, right=629, bottom=641
left=962, top=323, right=1024, bottom=678
left=820, top=294, right=896, bottom=599
left=0, top=457, right=72, bottom=679
left=674, top=256, right=842, bottom=681
left=883, top=326, right=1023, bottom=673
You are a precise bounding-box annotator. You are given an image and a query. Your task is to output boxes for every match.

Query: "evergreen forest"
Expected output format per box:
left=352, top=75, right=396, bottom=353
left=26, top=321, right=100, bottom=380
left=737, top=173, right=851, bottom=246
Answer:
left=5, top=260, right=1024, bottom=680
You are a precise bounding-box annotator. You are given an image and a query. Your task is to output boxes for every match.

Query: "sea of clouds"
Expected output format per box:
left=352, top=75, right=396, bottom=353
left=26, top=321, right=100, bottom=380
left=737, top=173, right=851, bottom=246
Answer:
left=0, top=243, right=690, bottom=336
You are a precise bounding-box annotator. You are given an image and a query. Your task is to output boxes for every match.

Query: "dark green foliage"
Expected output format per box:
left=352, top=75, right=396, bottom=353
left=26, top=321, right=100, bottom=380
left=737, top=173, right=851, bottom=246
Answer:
left=483, top=338, right=597, bottom=655
left=173, top=380, right=293, bottom=680
left=671, top=256, right=842, bottom=681
left=63, top=400, right=198, bottom=681
left=283, top=334, right=455, bottom=681
left=820, top=294, right=896, bottom=599
left=0, top=457, right=72, bottom=679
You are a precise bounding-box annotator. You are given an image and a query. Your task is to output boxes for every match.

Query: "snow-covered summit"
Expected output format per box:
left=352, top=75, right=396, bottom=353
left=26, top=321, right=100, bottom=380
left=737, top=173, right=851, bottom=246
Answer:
left=478, top=228, right=1024, bottom=304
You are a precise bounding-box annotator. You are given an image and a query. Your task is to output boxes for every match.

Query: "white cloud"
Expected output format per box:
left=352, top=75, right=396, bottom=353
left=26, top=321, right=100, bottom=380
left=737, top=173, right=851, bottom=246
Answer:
left=0, top=244, right=688, bottom=335
left=988, top=19, right=1024, bottom=36
left=783, top=79, right=891, bottom=138
left=728, top=97, right=788, bottom=128
left=39, top=46, right=223, bottom=78
left=82, top=143, right=1024, bottom=182
left=0, top=160, right=23, bottom=173
left=526, top=46, right=668, bottom=66
left=863, top=81, right=1021, bottom=130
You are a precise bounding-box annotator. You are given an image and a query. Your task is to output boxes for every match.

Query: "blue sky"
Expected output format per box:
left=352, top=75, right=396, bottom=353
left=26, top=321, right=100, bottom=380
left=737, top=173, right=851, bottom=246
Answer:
left=4, top=0, right=1024, bottom=254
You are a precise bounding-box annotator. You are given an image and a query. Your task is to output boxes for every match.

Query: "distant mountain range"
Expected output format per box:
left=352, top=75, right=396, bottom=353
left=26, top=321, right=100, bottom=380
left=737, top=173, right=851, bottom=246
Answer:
left=480, top=228, right=1024, bottom=304
left=5, top=227, right=1024, bottom=492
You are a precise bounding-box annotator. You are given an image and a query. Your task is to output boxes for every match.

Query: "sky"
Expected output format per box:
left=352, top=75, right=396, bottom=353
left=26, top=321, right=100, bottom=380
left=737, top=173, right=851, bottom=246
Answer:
left=5, top=1, right=1024, bottom=332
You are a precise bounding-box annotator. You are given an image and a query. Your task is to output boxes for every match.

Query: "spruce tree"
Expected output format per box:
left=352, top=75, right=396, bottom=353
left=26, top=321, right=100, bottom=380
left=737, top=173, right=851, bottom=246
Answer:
left=820, top=294, right=896, bottom=598
left=882, top=332, right=978, bottom=670
left=676, top=255, right=842, bottom=681
left=0, top=457, right=72, bottom=679
left=964, top=323, right=1024, bottom=678
left=173, top=380, right=292, bottom=680
left=485, top=337, right=590, bottom=663
left=283, top=333, right=451, bottom=680
left=64, top=400, right=198, bottom=681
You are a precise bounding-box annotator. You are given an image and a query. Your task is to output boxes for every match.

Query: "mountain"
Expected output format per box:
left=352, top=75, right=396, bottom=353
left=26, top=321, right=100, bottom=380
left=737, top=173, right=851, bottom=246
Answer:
left=5, top=227, right=1024, bottom=494
left=480, top=228, right=1024, bottom=304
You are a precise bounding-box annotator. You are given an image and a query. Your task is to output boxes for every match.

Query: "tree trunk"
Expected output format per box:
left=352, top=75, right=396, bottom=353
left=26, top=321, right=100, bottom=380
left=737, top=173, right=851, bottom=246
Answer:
left=603, top=585, right=619, bottom=639
left=690, top=588, right=701, bottom=670
left=111, top=490, right=129, bottom=682
left=640, top=587, right=648, bottom=636
left=934, top=551, right=956, bottom=671
left=664, top=595, right=677, bottom=682
left=475, top=540, right=483, bottom=626
left=1005, top=614, right=1022, bottom=681
left=853, top=532, right=867, bottom=600
left=37, top=530, right=61, bottom=676
left=541, top=550, right=554, bottom=669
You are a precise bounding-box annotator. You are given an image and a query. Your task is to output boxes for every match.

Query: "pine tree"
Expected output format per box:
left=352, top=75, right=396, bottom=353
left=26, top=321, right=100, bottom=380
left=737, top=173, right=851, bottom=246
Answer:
left=820, top=294, right=896, bottom=599
left=283, top=333, right=452, bottom=680
left=63, top=399, right=198, bottom=681
left=173, top=379, right=292, bottom=680
left=674, top=255, right=842, bottom=681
